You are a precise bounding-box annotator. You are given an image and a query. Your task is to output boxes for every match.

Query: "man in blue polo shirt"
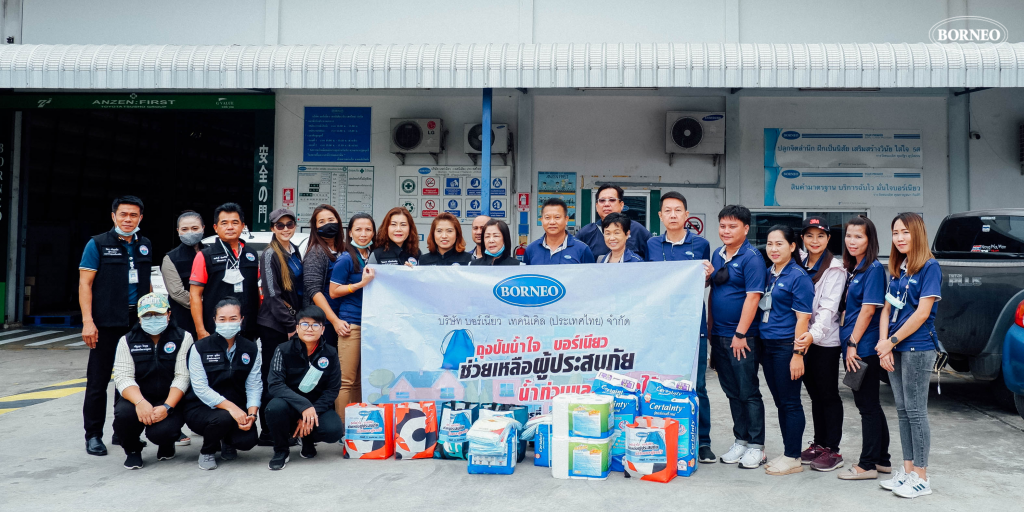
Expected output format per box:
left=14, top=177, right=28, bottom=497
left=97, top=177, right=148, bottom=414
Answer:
left=576, top=184, right=652, bottom=260
left=523, top=198, right=595, bottom=265
left=707, top=204, right=768, bottom=469
left=645, top=191, right=715, bottom=462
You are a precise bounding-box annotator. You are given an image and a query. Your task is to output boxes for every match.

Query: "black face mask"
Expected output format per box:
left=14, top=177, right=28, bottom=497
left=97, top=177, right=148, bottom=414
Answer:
left=317, top=222, right=340, bottom=239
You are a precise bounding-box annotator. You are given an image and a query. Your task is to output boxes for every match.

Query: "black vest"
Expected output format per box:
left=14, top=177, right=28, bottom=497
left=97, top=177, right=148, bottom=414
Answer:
left=200, top=239, right=259, bottom=333
left=278, top=338, right=339, bottom=408
left=91, top=230, right=153, bottom=327
left=125, top=324, right=186, bottom=404
left=371, top=244, right=418, bottom=266
left=165, top=242, right=202, bottom=335
left=184, top=333, right=258, bottom=409
left=419, top=250, right=472, bottom=266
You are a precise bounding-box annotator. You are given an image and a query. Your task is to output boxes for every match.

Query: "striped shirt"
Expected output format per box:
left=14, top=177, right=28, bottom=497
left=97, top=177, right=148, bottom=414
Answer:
left=113, top=333, right=193, bottom=394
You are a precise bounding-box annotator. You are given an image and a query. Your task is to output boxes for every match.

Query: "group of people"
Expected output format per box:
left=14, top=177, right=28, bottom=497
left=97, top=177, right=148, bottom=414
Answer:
left=78, top=188, right=942, bottom=497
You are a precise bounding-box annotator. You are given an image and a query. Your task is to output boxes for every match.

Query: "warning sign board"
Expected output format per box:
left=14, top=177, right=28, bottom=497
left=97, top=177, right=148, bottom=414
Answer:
left=422, top=176, right=439, bottom=195
left=685, top=214, right=706, bottom=238
left=422, top=198, right=439, bottom=218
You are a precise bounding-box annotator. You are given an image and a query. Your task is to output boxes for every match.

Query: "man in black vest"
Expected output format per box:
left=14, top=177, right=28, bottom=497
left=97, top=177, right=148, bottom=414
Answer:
left=184, top=298, right=262, bottom=471
left=189, top=203, right=260, bottom=342
left=265, top=305, right=343, bottom=470
left=79, top=195, right=153, bottom=456
left=161, top=210, right=205, bottom=337
left=111, top=293, right=193, bottom=469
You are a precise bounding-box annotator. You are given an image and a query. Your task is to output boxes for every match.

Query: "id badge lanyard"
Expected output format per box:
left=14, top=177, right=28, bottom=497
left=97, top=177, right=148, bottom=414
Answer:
left=840, top=258, right=865, bottom=327
left=886, top=270, right=911, bottom=324
left=127, top=234, right=139, bottom=284
left=760, top=268, right=782, bottom=323
left=219, top=239, right=244, bottom=293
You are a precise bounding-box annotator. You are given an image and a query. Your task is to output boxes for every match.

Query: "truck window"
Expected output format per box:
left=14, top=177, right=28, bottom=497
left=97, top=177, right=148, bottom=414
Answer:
left=934, top=215, right=1024, bottom=254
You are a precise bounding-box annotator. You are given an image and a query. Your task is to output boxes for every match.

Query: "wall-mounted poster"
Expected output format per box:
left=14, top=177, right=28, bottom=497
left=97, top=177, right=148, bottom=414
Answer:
left=303, top=107, right=371, bottom=162
left=537, top=172, right=577, bottom=226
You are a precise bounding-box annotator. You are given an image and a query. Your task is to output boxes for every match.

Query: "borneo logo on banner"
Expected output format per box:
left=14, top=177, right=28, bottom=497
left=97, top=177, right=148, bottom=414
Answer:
left=360, top=262, right=703, bottom=405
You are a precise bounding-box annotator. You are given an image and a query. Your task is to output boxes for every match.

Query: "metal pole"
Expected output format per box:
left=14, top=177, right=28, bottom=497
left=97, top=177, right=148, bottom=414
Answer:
left=481, top=88, right=492, bottom=216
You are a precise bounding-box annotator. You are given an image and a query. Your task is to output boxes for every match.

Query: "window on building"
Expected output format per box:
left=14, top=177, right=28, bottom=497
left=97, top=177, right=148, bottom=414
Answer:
left=499, top=383, right=515, bottom=398
left=395, top=391, right=410, bottom=400
left=439, top=387, right=455, bottom=399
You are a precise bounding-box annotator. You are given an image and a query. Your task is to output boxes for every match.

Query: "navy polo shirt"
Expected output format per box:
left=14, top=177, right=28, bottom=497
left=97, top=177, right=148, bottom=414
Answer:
left=597, top=249, right=644, bottom=263
left=758, top=259, right=815, bottom=340
left=523, top=234, right=595, bottom=265
left=888, top=258, right=942, bottom=352
left=576, top=219, right=652, bottom=260
left=329, top=252, right=364, bottom=325
left=647, top=231, right=711, bottom=337
left=710, top=240, right=767, bottom=337
left=840, top=259, right=886, bottom=357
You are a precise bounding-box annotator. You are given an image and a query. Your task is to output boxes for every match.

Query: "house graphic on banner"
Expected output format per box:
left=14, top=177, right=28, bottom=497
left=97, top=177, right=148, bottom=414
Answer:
left=388, top=371, right=465, bottom=401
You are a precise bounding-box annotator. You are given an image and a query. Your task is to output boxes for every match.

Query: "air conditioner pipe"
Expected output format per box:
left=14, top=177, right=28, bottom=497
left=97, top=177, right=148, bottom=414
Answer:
left=593, top=154, right=724, bottom=189
left=481, top=88, right=492, bottom=216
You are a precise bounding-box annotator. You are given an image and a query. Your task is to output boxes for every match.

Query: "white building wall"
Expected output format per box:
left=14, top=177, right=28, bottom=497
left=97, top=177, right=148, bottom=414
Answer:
left=967, top=88, right=1024, bottom=210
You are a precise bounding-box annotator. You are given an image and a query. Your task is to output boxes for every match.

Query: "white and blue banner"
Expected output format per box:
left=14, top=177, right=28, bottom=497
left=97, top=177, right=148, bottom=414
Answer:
left=764, top=128, right=923, bottom=207
left=361, top=262, right=704, bottom=405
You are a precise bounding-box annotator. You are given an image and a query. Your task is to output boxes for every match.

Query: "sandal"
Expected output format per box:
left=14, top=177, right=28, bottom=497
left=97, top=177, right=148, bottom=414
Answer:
left=837, top=466, right=878, bottom=480
left=765, top=456, right=804, bottom=476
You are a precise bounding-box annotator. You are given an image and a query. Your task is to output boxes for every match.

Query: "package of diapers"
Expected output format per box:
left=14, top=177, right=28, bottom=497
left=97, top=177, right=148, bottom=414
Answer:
left=467, top=417, right=517, bottom=475
left=591, top=371, right=641, bottom=471
left=551, top=434, right=617, bottom=480
left=624, top=416, right=679, bottom=483
left=478, top=404, right=528, bottom=463
left=343, top=403, right=395, bottom=459
left=519, top=415, right=553, bottom=467
left=435, top=401, right=479, bottom=460
left=552, top=393, right=614, bottom=439
left=394, top=402, right=437, bottom=460
left=640, top=381, right=698, bottom=476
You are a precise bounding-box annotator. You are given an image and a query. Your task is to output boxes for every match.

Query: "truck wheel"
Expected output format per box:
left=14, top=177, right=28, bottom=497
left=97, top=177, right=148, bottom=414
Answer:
left=1017, top=394, right=1024, bottom=422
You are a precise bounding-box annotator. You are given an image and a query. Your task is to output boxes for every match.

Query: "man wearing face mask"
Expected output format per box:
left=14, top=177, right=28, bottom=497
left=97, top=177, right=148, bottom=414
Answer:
left=161, top=211, right=205, bottom=337
left=183, top=298, right=262, bottom=470
left=111, top=294, right=193, bottom=469
left=79, top=195, right=153, bottom=456
left=190, top=203, right=260, bottom=341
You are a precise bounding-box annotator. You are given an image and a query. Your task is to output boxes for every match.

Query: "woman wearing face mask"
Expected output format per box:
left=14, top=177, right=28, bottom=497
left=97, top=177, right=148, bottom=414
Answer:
left=836, top=215, right=891, bottom=481
left=759, top=225, right=815, bottom=476
left=419, top=213, right=472, bottom=266
left=256, top=209, right=304, bottom=443
left=367, top=207, right=420, bottom=266
left=597, top=213, right=643, bottom=263
left=302, top=204, right=347, bottom=347
left=328, top=214, right=376, bottom=412
left=161, top=211, right=205, bottom=337
left=875, top=213, right=942, bottom=499
left=469, top=219, right=522, bottom=266
left=111, top=293, right=193, bottom=469
left=795, top=217, right=847, bottom=472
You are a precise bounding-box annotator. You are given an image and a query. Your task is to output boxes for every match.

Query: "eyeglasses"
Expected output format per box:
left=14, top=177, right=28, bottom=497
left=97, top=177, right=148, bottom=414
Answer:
left=274, top=221, right=296, bottom=230
left=597, top=198, right=621, bottom=204
left=298, top=322, right=323, bottom=330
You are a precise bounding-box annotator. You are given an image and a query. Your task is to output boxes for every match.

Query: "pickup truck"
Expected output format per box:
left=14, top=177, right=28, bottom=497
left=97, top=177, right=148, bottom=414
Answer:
left=932, top=209, right=1024, bottom=415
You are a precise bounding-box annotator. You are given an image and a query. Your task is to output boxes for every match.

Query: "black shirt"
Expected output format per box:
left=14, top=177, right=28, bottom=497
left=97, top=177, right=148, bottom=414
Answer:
left=419, top=250, right=473, bottom=266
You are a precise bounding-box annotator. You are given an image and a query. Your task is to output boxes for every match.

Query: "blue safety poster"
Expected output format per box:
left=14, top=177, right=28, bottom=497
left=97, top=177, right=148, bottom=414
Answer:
left=304, top=107, right=371, bottom=162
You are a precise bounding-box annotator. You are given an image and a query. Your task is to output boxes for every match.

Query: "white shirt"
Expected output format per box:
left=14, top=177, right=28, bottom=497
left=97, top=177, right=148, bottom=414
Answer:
left=542, top=234, right=568, bottom=256
left=802, top=251, right=846, bottom=347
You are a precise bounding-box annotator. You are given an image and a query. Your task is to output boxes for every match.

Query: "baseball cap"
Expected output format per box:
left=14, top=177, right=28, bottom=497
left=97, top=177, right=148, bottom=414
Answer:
left=137, top=293, right=170, bottom=317
left=801, top=216, right=830, bottom=235
left=269, top=208, right=296, bottom=224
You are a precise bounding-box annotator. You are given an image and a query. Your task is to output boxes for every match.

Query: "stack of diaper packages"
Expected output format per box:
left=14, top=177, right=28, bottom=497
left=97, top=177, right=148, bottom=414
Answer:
left=550, top=393, right=618, bottom=480
left=478, top=404, right=529, bottom=463
left=343, top=403, right=396, bottom=459
left=435, top=402, right=479, bottom=460
left=624, top=416, right=679, bottom=483
left=590, top=371, right=641, bottom=472
left=519, top=415, right=553, bottom=467
left=640, top=379, right=699, bottom=477
left=394, top=401, right=438, bottom=460
left=466, top=416, right=519, bottom=475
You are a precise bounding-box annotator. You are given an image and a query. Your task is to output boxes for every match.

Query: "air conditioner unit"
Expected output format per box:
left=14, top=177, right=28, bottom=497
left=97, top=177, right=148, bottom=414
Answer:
left=464, top=123, right=510, bottom=154
left=665, top=111, right=725, bottom=154
left=390, top=118, right=443, bottom=153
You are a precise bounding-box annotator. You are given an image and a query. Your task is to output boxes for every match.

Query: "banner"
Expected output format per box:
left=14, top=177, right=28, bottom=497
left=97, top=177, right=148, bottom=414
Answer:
left=764, top=128, right=923, bottom=207
left=361, top=262, right=704, bottom=405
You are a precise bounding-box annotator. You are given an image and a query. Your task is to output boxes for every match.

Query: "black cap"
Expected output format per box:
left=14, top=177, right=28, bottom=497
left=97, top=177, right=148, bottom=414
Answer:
left=801, top=216, right=830, bottom=235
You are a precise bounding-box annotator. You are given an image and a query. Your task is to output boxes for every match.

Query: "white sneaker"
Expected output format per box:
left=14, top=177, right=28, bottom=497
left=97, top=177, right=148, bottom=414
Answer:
left=719, top=442, right=748, bottom=464
left=739, top=447, right=767, bottom=469
left=893, top=472, right=932, bottom=498
left=879, top=467, right=907, bottom=490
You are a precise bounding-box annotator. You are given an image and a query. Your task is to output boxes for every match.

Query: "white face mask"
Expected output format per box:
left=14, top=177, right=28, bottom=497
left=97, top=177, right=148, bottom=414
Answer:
left=140, top=315, right=169, bottom=335
left=216, top=321, right=242, bottom=339
left=115, top=226, right=140, bottom=237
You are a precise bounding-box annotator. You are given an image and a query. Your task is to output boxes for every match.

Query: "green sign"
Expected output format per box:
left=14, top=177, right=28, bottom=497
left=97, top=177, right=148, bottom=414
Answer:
left=0, top=93, right=274, bottom=110
left=252, top=110, right=276, bottom=232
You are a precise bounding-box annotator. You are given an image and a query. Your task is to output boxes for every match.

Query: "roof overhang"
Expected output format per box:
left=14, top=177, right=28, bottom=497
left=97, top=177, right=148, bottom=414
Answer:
left=0, top=43, right=1021, bottom=90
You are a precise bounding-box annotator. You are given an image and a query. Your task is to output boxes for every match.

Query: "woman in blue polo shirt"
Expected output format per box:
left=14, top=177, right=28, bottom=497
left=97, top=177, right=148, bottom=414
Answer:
left=836, top=215, right=891, bottom=482
left=328, top=213, right=376, bottom=413
left=597, top=213, right=643, bottom=263
left=875, top=212, right=941, bottom=499
left=759, top=225, right=815, bottom=477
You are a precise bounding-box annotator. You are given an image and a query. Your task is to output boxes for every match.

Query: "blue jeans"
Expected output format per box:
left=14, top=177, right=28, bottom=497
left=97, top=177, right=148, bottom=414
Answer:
left=710, top=335, right=765, bottom=448
left=890, top=350, right=935, bottom=467
left=697, top=335, right=711, bottom=447
left=761, top=338, right=805, bottom=458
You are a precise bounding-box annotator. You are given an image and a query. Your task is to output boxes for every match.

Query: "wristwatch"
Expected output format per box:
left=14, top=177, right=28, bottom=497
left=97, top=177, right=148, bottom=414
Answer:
left=846, top=337, right=858, bottom=348
left=162, top=404, right=173, bottom=414
left=734, top=331, right=747, bottom=340
left=889, top=335, right=899, bottom=346
left=793, top=348, right=806, bottom=356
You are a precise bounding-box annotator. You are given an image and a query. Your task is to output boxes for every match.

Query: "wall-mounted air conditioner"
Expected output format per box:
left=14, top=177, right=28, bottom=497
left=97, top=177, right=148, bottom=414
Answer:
left=464, top=123, right=509, bottom=154
left=390, top=118, right=444, bottom=163
left=665, top=111, right=725, bottom=155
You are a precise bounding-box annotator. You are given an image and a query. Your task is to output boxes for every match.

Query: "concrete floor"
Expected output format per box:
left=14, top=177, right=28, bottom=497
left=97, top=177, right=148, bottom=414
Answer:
left=1, top=348, right=1023, bottom=512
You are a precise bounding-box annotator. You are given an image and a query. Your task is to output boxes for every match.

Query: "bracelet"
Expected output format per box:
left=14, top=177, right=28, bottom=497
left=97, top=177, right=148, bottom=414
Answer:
left=348, top=285, right=355, bottom=294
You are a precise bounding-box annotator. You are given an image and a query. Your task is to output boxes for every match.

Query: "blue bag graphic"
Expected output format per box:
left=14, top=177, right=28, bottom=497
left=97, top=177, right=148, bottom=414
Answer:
left=440, top=329, right=475, bottom=370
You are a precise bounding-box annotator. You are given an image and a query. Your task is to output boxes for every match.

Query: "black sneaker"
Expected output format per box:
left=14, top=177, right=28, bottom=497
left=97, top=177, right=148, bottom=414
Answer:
left=300, top=440, right=317, bottom=459
left=257, top=433, right=275, bottom=447
left=221, top=442, right=238, bottom=461
left=699, top=445, right=717, bottom=464
left=156, top=444, right=175, bottom=461
left=123, top=451, right=144, bottom=470
left=269, top=451, right=289, bottom=470
left=112, top=434, right=146, bottom=448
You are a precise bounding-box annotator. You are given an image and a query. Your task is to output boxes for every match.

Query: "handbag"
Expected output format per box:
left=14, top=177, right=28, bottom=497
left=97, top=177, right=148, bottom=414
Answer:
left=930, top=331, right=950, bottom=394
left=842, top=360, right=868, bottom=391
